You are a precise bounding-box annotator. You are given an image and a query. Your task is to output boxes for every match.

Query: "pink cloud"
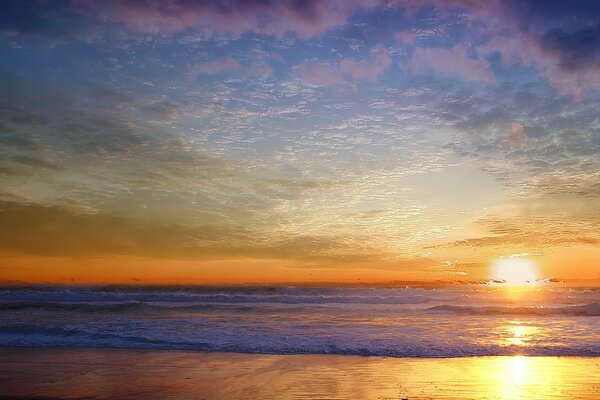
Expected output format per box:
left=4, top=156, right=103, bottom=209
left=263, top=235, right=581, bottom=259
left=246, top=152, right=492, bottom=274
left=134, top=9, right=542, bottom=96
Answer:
left=409, top=45, right=494, bottom=83
left=295, top=61, right=344, bottom=86
left=244, top=63, right=273, bottom=78
left=75, top=0, right=385, bottom=38
left=502, top=122, right=529, bottom=147
left=187, top=57, right=241, bottom=81
left=263, top=1, right=374, bottom=39
left=340, top=44, right=392, bottom=82
left=395, top=30, right=416, bottom=45
left=72, top=0, right=598, bottom=98
left=479, top=35, right=600, bottom=100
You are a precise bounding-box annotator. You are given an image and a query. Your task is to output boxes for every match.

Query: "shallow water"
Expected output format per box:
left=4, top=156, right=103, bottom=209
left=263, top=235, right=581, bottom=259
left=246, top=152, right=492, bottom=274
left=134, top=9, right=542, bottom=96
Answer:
left=1, top=348, right=599, bottom=399
left=0, top=285, right=598, bottom=357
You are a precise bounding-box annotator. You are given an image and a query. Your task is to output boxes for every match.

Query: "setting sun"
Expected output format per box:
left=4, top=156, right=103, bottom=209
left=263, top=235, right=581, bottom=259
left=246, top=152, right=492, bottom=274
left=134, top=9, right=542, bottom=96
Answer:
left=492, top=258, right=540, bottom=286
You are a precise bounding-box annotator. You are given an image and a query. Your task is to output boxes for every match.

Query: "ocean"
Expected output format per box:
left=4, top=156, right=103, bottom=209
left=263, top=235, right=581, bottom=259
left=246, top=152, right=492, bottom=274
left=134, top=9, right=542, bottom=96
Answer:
left=1, top=285, right=598, bottom=357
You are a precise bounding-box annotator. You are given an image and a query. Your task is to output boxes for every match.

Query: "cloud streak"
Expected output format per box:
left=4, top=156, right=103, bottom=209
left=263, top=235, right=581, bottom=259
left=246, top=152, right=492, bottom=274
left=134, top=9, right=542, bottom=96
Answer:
left=295, top=61, right=344, bottom=86
left=340, top=44, right=392, bottom=82
left=410, top=45, right=494, bottom=83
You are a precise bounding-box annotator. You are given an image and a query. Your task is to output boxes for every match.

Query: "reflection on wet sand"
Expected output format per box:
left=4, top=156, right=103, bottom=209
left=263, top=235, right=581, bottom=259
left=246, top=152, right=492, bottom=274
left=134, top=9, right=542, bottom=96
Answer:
left=1, top=347, right=599, bottom=399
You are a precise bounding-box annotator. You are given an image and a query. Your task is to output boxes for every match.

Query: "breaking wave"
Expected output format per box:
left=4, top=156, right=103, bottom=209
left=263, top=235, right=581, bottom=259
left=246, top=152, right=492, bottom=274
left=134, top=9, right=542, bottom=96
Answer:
left=427, top=302, right=600, bottom=316
left=1, top=324, right=599, bottom=357
left=2, top=300, right=599, bottom=316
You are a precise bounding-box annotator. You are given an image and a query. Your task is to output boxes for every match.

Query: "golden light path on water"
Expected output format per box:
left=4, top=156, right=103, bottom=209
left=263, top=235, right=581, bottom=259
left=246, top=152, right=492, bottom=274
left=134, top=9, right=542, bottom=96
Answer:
left=505, top=321, right=538, bottom=347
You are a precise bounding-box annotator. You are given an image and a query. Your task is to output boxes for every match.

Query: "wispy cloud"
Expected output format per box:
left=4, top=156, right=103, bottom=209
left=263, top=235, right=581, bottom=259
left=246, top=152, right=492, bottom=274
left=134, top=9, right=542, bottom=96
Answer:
left=294, top=61, right=344, bottom=86
left=410, top=45, right=494, bottom=83
left=340, top=44, right=392, bottom=82
left=187, top=57, right=241, bottom=80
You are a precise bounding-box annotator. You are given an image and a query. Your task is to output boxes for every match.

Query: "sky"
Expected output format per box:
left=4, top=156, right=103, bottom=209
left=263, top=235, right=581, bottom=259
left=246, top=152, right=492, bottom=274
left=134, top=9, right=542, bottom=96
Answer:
left=0, top=0, right=599, bottom=285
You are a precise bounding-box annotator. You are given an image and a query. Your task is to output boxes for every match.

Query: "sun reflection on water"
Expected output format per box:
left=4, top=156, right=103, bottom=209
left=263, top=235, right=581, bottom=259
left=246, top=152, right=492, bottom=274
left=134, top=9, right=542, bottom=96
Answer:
left=506, top=321, right=536, bottom=347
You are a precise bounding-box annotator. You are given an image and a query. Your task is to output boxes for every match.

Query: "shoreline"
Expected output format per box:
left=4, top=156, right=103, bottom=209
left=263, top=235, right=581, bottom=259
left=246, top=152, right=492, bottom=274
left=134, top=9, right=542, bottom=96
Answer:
left=2, top=347, right=599, bottom=399
left=1, top=344, right=600, bottom=359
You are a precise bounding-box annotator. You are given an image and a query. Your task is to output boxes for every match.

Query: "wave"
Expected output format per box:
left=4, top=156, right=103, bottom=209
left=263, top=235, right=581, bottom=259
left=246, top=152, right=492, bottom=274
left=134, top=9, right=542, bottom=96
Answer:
left=2, top=285, right=596, bottom=306
left=3, top=300, right=599, bottom=316
left=1, top=324, right=598, bottom=357
left=427, top=302, right=600, bottom=316
left=0, top=290, right=459, bottom=305
left=0, top=286, right=600, bottom=311
left=0, top=301, right=259, bottom=313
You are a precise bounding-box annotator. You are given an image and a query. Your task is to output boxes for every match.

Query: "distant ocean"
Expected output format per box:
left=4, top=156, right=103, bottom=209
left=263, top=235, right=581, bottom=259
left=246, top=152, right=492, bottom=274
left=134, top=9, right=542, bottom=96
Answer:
left=1, top=285, right=598, bottom=357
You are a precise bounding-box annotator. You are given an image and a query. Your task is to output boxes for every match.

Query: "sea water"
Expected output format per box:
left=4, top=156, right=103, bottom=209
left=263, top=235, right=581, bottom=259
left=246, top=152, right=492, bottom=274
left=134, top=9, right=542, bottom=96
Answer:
left=0, top=285, right=598, bottom=357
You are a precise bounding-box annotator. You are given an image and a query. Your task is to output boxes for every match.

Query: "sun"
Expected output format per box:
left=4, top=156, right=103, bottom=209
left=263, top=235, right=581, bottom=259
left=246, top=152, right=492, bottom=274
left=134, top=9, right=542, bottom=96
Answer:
left=491, top=258, right=540, bottom=286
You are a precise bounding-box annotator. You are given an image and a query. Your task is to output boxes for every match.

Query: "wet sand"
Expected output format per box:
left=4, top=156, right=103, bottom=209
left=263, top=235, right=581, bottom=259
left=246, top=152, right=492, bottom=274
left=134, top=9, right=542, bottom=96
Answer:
left=1, top=347, right=599, bottom=399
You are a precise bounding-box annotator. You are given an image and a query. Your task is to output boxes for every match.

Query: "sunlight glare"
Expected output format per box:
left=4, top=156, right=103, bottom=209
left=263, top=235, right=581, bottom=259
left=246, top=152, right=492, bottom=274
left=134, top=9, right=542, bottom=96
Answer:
left=491, top=258, right=540, bottom=286
left=511, top=356, right=526, bottom=387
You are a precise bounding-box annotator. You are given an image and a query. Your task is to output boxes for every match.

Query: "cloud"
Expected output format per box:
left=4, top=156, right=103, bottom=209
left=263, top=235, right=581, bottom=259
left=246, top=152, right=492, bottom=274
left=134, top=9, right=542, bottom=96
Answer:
left=74, top=0, right=383, bottom=38
left=470, top=0, right=600, bottom=99
left=395, top=30, right=416, bottom=45
left=502, top=122, right=528, bottom=147
left=295, top=45, right=391, bottom=85
left=92, top=86, right=133, bottom=104
left=294, top=60, right=344, bottom=86
left=0, top=134, right=46, bottom=152
left=410, top=45, right=494, bottom=83
left=187, top=59, right=273, bottom=82
left=542, top=28, right=600, bottom=71
left=140, top=100, right=181, bottom=122
left=440, top=214, right=600, bottom=249
left=6, top=0, right=597, bottom=98
left=0, top=200, right=382, bottom=263
left=187, top=57, right=241, bottom=81
left=479, top=32, right=600, bottom=99
left=7, top=154, right=61, bottom=171
left=10, top=113, right=48, bottom=126
left=243, top=63, right=273, bottom=78
left=340, top=44, right=392, bottom=82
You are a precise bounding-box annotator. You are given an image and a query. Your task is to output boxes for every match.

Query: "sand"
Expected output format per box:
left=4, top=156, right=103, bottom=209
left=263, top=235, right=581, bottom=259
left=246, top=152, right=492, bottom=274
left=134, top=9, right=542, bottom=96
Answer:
left=1, top=347, right=599, bottom=399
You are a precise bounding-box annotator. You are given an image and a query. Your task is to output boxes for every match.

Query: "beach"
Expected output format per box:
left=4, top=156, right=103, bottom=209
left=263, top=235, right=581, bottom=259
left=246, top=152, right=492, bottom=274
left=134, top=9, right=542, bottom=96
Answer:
left=1, top=347, right=599, bottom=399
left=1, top=286, right=598, bottom=399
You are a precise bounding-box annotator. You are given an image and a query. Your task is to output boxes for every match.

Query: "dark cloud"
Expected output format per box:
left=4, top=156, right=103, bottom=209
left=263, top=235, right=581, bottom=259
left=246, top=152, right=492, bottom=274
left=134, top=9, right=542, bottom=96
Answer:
left=92, top=86, right=134, bottom=104
left=58, top=117, right=147, bottom=156
left=9, top=154, right=61, bottom=171
left=505, top=0, right=600, bottom=31
left=0, top=134, right=46, bottom=152
left=540, top=28, right=600, bottom=71
left=10, top=113, right=49, bottom=126
left=140, top=100, right=181, bottom=122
